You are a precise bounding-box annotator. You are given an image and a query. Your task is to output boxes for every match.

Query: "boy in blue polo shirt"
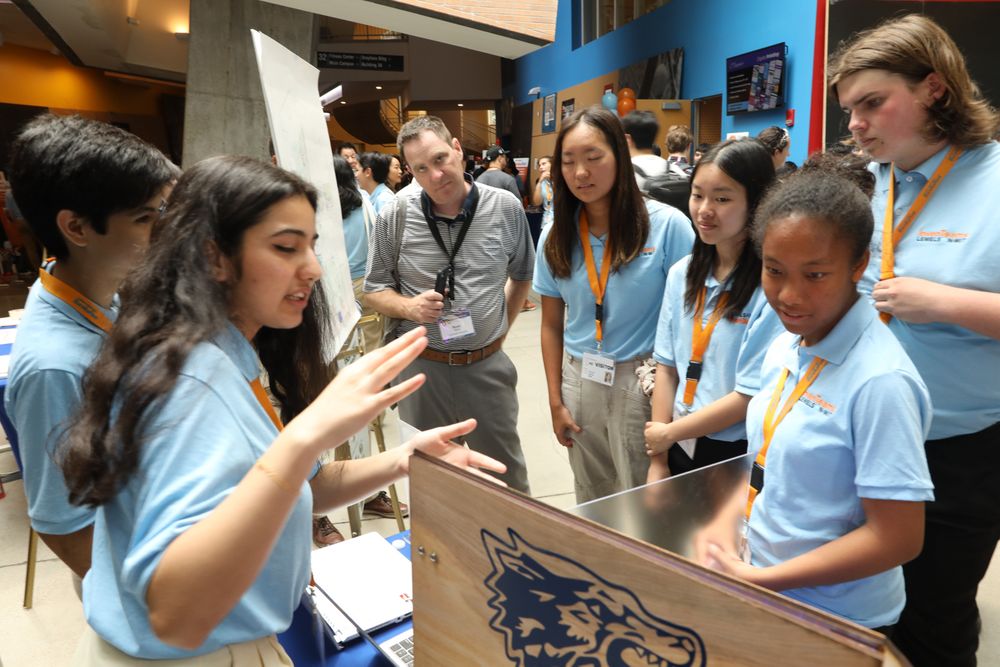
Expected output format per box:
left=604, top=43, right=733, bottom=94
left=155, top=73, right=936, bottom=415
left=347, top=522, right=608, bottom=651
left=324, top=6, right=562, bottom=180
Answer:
left=5, top=114, right=177, bottom=578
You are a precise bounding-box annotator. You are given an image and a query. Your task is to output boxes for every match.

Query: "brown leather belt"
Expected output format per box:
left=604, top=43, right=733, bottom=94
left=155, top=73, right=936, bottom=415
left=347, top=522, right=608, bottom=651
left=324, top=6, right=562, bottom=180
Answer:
left=419, top=338, right=503, bottom=365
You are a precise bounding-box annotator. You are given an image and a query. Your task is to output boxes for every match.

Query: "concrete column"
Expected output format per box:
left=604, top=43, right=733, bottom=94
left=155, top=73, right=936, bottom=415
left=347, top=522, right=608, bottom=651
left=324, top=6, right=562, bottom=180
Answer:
left=182, top=0, right=315, bottom=167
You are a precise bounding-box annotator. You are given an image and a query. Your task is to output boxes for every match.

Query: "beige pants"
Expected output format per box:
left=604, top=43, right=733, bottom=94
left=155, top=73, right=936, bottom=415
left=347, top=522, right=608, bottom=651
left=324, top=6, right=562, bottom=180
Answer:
left=352, top=277, right=384, bottom=356
left=562, top=354, right=651, bottom=503
left=72, top=626, right=293, bottom=666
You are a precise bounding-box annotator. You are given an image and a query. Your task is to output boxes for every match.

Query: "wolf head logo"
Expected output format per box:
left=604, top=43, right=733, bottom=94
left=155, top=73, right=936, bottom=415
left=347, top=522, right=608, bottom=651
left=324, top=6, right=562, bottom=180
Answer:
left=482, top=529, right=706, bottom=667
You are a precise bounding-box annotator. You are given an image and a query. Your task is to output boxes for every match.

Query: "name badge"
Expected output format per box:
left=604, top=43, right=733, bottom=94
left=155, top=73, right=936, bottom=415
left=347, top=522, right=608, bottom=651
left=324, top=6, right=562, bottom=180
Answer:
left=674, top=403, right=697, bottom=458
left=438, top=305, right=475, bottom=342
left=738, top=518, right=752, bottom=564
left=582, top=349, right=616, bottom=386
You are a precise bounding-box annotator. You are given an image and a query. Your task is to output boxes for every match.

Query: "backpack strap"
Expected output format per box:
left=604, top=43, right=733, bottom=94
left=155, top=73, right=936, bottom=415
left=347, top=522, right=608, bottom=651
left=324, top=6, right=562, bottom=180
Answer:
left=668, top=161, right=690, bottom=178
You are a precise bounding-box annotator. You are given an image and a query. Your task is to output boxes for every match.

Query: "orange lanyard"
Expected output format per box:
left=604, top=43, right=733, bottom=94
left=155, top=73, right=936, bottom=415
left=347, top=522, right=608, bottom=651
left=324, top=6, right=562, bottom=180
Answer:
left=745, top=356, right=828, bottom=520
left=579, top=210, right=612, bottom=348
left=249, top=377, right=283, bottom=431
left=682, top=287, right=729, bottom=406
left=37, top=268, right=113, bottom=333
left=879, top=146, right=962, bottom=323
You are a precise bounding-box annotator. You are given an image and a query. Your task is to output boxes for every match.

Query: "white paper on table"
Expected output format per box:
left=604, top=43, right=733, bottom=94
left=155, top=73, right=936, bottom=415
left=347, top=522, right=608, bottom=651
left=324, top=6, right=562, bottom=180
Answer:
left=0, top=356, right=10, bottom=379
left=0, top=328, right=17, bottom=345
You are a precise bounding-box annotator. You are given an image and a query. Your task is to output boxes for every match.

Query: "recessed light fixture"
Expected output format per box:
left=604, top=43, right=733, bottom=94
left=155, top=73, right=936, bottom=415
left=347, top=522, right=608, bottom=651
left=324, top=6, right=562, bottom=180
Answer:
left=375, top=85, right=383, bottom=90
left=319, top=84, right=343, bottom=107
left=340, top=100, right=347, bottom=105
left=457, top=103, right=464, bottom=107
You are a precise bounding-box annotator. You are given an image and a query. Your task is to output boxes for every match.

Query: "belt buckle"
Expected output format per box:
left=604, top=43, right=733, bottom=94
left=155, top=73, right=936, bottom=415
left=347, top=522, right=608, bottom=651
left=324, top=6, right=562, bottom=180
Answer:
left=448, top=350, right=473, bottom=366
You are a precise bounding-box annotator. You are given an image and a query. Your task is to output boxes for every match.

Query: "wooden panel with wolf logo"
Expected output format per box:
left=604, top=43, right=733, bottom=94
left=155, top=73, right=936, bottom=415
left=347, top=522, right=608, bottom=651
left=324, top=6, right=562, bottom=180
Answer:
left=409, top=453, right=910, bottom=666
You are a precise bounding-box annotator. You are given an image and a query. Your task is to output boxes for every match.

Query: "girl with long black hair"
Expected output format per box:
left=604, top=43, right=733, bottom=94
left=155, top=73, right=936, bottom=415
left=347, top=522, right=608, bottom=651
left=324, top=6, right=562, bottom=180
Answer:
left=644, top=139, right=784, bottom=480
left=61, top=155, right=502, bottom=664
left=533, top=107, right=694, bottom=503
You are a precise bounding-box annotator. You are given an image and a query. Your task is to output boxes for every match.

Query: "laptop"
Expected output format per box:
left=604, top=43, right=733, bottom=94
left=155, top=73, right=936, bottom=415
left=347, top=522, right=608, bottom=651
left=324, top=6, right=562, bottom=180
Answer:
left=309, top=582, right=415, bottom=666
left=373, top=626, right=415, bottom=667
left=310, top=531, right=413, bottom=645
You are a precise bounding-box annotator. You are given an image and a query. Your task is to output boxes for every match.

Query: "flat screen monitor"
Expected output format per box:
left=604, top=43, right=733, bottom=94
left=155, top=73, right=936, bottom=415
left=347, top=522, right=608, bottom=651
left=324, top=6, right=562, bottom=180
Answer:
left=726, top=42, right=786, bottom=115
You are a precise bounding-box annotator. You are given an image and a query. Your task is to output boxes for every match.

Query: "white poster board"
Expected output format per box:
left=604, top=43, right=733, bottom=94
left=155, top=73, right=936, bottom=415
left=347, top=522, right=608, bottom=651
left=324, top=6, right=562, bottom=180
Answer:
left=251, top=29, right=358, bottom=357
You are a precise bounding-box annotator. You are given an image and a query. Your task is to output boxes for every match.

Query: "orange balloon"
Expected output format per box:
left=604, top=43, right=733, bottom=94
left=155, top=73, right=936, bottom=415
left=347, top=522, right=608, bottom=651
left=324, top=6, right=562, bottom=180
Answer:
left=618, top=87, right=636, bottom=100
left=617, top=97, right=636, bottom=116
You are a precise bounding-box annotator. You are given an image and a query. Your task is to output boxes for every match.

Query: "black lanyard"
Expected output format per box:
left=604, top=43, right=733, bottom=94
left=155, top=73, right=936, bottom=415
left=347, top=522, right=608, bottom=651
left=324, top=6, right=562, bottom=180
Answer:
left=419, top=180, right=480, bottom=266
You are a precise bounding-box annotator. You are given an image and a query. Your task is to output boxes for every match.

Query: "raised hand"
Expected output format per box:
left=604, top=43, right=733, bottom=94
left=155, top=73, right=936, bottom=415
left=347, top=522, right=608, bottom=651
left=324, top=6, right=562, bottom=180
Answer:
left=286, top=327, right=429, bottom=452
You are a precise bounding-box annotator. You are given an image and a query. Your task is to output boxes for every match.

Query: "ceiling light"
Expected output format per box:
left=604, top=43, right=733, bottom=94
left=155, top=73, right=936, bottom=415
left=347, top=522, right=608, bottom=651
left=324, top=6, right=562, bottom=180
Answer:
left=340, top=100, right=346, bottom=105
left=375, top=85, right=383, bottom=90
left=319, top=84, right=343, bottom=107
left=457, top=103, right=464, bottom=107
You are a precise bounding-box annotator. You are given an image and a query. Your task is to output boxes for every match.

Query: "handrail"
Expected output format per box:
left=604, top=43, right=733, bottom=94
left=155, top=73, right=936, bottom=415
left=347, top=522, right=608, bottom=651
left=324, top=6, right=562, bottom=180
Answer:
left=376, top=102, right=496, bottom=152
left=379, top=97, right=406, bottom=137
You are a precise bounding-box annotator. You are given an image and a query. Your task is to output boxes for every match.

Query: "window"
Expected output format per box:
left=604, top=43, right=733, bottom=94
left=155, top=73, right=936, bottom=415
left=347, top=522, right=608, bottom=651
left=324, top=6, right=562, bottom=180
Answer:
left=577, top=0, right=671, bottom=47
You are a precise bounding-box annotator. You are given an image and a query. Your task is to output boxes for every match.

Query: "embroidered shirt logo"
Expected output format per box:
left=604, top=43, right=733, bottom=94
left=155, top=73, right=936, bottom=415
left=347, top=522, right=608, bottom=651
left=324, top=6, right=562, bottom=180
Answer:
left=799, top=391, right=836, bottom=416
left=916, top=229, right=969, bottom=244
left=641, top=246, right=656, bottom=257
left=729, top=311, right=752, bottom=325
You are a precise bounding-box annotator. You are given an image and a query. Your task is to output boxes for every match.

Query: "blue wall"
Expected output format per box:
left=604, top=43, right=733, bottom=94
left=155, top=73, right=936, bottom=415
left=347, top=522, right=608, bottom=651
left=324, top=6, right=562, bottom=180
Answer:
left=511, top=0, right=818, bottom=165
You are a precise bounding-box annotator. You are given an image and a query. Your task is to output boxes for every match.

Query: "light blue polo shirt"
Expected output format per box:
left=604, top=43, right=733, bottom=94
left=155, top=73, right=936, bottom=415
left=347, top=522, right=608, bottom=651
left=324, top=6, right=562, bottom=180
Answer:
left=370, top=182, right=395, bottom=217
left=746, top=296, right=934, bottom=628
left=84, top=323, right=318, bottom=659
left=533, top=200, right=694, bottom=360
left=343, top=200, right=370, bottom=280
left=654, top=256, right=784, bottom=441
left=5, top=269, right=102, bottom=534
left=860, top=142, right=1000, bottom=440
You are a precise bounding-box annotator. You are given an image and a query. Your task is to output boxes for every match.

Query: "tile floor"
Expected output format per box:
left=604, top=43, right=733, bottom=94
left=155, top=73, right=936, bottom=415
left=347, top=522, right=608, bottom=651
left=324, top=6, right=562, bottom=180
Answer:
left=0, top=303, right=997, bottom=665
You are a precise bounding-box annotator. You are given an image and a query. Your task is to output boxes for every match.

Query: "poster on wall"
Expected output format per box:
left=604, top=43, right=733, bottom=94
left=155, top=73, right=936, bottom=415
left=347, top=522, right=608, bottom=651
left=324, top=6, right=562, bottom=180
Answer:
left=513, top=157, right=530, bottom=185
left=542, top=93, right=557, bottom=133
left=250, top=30, right=358, bottom=358
left=561, top=98, right=575, bottom=121
left=726, top=43, right=786, bottom=115
left=618, top=47, right=684, bottom=99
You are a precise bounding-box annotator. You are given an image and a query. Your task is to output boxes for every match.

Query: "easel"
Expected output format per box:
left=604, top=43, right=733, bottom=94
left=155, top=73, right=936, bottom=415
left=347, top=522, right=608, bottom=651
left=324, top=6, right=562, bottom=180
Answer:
left=334, top=313, right=406, bottom=537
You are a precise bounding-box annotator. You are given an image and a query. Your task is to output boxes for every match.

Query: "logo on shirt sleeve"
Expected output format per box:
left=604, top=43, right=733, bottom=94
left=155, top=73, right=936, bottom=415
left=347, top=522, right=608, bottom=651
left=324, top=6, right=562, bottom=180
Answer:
left=641, top=246, right=656, bottom=257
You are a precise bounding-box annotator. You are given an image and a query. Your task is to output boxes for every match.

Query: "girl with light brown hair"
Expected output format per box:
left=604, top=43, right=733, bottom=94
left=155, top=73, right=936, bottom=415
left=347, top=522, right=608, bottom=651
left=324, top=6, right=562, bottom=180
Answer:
left=830, top=14, right=1000, bottom=667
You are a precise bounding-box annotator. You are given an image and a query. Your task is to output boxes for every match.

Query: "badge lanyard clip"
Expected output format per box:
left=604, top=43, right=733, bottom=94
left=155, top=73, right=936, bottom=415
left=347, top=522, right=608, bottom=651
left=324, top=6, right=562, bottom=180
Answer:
left=682, top=288, right=729, bottom=406
left=579, top=210, right=611, bottom=351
